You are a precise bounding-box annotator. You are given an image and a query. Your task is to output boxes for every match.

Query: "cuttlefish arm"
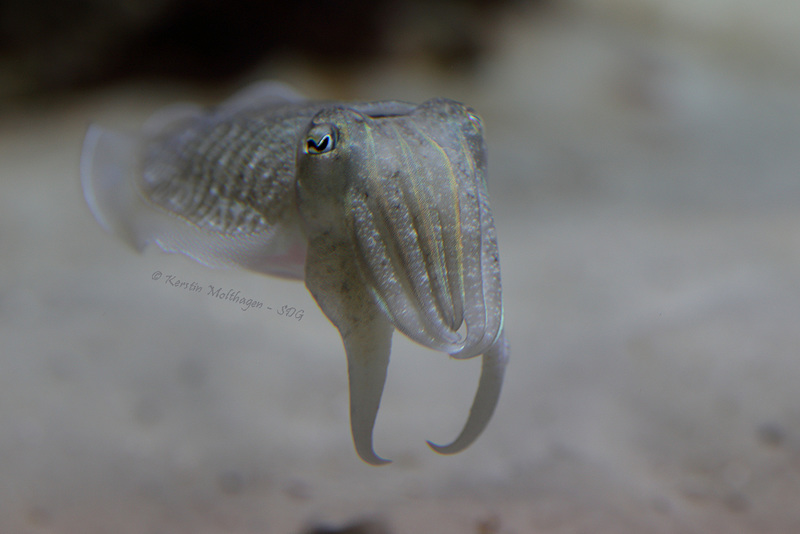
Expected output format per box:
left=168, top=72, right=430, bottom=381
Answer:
left=427, top=329, right=509, bottom=454
left=304, top=231, right=507, bottom=464
left=303, top=233, right=394, bottom=465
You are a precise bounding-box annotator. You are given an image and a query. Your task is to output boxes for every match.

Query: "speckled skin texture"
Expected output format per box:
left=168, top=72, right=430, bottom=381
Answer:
left=143, top=102, right=325, bottom=234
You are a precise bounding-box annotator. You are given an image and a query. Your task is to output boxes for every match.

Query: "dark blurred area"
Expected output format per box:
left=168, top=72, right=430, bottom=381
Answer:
left=0, top=0, right=547, bottom=98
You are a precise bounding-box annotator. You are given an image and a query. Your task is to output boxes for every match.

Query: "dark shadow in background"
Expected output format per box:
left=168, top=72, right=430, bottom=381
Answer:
left=0, top=0, right=551, bottom=97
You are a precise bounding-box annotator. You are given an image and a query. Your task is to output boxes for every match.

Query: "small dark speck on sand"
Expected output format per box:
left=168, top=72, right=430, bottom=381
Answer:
left=757, top=422, right=788, bottom=448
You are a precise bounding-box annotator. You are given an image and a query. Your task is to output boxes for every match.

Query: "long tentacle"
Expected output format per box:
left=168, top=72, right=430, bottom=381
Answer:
left=343, top=314, right=394, bottom=465
left=302, top=234, right=396, bottom=465
left=427, top=328, right=509, bottom=454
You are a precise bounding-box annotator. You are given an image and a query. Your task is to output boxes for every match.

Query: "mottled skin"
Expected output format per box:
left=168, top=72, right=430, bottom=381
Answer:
left=80, top=83, right=509, bottom=465
left=143, top=102, right=325, bottom=235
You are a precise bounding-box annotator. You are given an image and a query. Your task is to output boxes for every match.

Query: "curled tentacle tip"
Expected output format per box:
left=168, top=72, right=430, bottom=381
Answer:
left=352, top=429, right=393, bottom=465
left=357, top=450, right=392, bottom=466
left=426, top=439, right=465, bottom=456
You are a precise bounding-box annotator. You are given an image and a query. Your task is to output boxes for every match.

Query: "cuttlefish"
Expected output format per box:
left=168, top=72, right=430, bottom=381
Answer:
left=81, top=81, right=509, bottom=465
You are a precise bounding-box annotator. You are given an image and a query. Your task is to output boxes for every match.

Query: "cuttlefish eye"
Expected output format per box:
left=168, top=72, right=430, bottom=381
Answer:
left=305, top=125, right=337, bottom=154
left=467, top=111, right=483, bottom=134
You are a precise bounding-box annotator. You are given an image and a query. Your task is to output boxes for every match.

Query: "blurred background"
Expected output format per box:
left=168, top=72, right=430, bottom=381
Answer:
left=3, top=0, right=800, bottom=532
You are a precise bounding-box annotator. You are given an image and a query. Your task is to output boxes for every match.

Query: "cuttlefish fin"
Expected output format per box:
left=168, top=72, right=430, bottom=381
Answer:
left=140, top=81, right=304, bottom=136
left=427, top=328, right=509, bottom=455
left=141, top=103, right=204, bottom=138
left=216, top=80, right=306, bottom=116
left=80, top=124, right=305, bottom=279
left=303, top=236, right=395, bottom=465
left=81, top=125, right=157, bottom=252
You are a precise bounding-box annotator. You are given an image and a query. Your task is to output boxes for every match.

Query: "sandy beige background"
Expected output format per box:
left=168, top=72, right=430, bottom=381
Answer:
left=3, top=3, right=800, bottom=532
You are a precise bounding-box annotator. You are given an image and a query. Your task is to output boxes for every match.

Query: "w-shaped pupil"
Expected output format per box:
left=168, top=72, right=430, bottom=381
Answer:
left=308, top=135, right=330, bottom=153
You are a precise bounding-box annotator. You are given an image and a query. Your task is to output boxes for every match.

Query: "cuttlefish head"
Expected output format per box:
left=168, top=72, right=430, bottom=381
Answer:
left=296, top=98, right=509, bottom=465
